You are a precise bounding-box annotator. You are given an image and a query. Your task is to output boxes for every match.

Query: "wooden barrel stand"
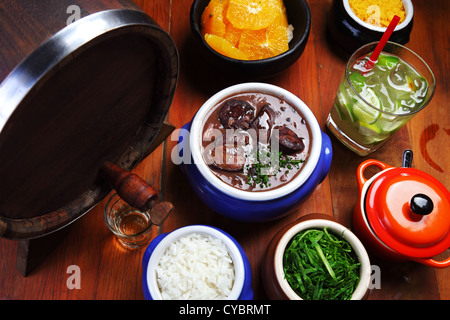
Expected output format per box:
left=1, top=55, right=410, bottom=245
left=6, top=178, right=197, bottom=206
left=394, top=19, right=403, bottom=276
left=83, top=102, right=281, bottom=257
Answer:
left=0, top=1, right=178, bottom=275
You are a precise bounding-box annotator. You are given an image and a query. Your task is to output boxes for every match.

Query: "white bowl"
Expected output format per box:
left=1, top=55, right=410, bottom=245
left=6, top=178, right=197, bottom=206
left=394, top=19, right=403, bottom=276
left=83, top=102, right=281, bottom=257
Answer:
left=143, top=225, right=250, bottom=300
left=264, top=216, right=372, bottom=300
left=343, top=0, right=413, bottom=33
left=189, top=82, right=323, bottom=201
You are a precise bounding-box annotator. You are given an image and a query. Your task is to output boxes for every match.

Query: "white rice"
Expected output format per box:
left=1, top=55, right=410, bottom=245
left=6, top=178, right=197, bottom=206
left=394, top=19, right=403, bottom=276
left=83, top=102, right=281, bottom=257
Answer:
left=155, top=232, right=235, bottom=300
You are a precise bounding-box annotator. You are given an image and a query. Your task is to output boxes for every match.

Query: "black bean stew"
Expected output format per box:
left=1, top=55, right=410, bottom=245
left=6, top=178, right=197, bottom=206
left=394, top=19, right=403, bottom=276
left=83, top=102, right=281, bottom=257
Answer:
left=201, top=92, right=311, bottom=192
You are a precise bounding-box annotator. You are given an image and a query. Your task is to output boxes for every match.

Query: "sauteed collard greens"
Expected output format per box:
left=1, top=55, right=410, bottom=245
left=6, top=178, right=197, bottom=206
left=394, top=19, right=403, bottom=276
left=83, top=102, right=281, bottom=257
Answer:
left=283, top=227, right=361, bottom=300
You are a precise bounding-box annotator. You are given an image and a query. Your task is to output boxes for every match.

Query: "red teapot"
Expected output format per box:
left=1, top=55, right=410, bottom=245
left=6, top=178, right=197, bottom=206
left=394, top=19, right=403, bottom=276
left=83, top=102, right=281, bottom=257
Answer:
left=352, top=151, right=450, bottom=268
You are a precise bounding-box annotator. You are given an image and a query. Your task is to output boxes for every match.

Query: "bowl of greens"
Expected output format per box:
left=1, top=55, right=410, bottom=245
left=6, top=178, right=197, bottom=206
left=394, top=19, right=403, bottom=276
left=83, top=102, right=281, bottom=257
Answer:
left=262, top=213, right=371, bottom=300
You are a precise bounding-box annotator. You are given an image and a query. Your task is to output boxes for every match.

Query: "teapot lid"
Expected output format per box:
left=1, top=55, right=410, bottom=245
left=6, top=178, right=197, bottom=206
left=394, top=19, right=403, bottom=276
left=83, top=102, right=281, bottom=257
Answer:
left=365, top=167, right=450, bottom=258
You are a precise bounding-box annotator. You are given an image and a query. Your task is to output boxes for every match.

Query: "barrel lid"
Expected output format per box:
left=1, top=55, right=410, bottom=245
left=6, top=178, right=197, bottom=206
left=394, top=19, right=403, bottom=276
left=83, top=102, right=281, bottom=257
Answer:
left=0, top=9, right=178, bottom=239
left=365, top=167, right=450, bottom=258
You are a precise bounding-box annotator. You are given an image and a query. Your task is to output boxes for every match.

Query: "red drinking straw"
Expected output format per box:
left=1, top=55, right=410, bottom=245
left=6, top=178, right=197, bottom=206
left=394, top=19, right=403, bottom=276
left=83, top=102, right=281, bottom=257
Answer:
left=364, top=15, right=401, bottom=70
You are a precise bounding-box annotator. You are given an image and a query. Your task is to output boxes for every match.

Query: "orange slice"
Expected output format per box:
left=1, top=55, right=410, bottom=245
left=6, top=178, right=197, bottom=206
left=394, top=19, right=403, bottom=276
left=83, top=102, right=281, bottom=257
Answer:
left=223, top=21, right=242, bottom=47
left=272, top=0, right=288, bottom=28
left=201, top=0, right=229, bottom=37
left=201, top=0, right=290, bottom=60
left=226, top=0, right=280, bottom=30
left=204, top=33, right=249, bottom=60
left=239, top=24, right=288, bottom=60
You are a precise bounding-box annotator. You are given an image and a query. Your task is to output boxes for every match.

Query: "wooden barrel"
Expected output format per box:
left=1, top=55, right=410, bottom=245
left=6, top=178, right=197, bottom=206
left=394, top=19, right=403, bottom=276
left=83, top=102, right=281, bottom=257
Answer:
left=0, top=0, right=178, bottom=239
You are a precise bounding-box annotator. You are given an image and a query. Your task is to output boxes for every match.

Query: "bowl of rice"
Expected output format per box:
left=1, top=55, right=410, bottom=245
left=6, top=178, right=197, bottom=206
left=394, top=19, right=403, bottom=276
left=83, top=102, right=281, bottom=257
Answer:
left=142, top=225, right=253, bottom=300
left=327, top=0, right=413, bottom=55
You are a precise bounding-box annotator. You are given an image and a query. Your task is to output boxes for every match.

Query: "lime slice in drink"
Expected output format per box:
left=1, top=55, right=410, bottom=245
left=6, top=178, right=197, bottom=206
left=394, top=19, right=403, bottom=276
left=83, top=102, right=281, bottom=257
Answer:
left=358, top=122, right=390, bottom=144
left=359, top=121, right=382, bottom=134
left=335, top=90, right=356, bottom=121
left=377, top=114, right=410, bottom=134
left=352, top=88, right=382, bottom=124
left=377, top=54, right=399, bottom=69
left=349, top=72, right=365, bottom=93
left=358, top=120, right=391, bottom=144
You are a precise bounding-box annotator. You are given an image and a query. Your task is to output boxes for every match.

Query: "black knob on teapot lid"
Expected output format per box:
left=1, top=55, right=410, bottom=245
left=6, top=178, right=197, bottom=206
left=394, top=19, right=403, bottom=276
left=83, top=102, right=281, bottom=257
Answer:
left=410, top=194, right=434, bottom=215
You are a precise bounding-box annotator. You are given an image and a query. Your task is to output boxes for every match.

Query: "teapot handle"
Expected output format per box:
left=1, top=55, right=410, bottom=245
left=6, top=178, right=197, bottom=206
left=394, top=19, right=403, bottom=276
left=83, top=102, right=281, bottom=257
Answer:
left=412, top=256, right=450, bottom=268
left=356, top=159, right=393, bottom=192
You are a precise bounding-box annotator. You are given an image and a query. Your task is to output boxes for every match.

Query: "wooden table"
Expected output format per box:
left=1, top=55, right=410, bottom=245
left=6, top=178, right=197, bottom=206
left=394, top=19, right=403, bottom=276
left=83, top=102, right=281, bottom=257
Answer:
left=0, top=0, right=448, bottom=300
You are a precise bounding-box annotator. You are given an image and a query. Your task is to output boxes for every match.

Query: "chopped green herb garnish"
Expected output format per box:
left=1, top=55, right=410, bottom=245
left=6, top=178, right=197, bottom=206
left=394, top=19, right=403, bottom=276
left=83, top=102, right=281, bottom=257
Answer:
left=283, top=227, right=361, bottom=300
left=245, top=150, right=305, bottom=188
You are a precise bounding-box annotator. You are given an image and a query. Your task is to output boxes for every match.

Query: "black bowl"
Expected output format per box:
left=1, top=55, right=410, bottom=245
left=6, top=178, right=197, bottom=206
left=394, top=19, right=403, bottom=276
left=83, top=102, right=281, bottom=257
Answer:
left=327, top=0, right=413, bottom=56
left=190, top=0, right=311, bottom=80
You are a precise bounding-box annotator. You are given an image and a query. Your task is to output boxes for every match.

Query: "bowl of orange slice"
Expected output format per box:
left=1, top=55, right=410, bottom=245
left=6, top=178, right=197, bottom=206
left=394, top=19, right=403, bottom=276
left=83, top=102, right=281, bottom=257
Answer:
left=190, top=0, right=311, bottom=79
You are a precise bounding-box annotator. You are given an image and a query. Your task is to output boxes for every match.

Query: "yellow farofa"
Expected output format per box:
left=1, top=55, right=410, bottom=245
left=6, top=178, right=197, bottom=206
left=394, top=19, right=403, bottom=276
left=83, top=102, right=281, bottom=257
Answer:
left=349, top=0, right=406, bottom=28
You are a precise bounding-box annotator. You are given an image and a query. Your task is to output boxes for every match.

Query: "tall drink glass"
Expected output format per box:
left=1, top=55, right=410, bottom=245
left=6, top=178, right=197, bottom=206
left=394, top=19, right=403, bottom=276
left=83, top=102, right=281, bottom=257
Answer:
left=327, top=41, right=435, bottom=156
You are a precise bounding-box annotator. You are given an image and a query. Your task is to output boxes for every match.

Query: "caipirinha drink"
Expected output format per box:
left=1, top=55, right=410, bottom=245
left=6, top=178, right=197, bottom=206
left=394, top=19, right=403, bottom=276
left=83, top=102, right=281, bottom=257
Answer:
left=327, top=42, right=435, bottom=156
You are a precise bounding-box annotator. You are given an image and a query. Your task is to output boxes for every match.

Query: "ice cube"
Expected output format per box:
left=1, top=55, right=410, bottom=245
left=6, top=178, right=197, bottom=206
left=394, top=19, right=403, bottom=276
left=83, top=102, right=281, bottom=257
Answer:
left=389, top=63, right=407, bottom=86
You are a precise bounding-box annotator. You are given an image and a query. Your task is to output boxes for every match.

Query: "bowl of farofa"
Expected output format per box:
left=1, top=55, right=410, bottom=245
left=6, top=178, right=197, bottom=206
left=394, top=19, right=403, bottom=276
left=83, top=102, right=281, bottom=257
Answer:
left=190, top=0, right=311, bottom=79
left=262, top=213, right=371, bottom=300
left=327, top=0, right=413, bottom=55
left=142, top=225, right=253, bottom=300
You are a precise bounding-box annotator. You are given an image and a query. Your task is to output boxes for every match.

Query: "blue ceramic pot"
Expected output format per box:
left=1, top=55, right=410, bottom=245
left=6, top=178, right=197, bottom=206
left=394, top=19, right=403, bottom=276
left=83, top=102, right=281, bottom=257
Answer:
left=176, top=83, right=333, bottom=222
left=142, top=225, right=253, bottom=300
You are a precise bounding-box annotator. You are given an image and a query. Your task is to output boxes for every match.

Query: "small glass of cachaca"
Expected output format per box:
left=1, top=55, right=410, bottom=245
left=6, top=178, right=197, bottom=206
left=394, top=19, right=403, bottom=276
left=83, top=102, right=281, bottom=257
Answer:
left=327, top=41, right=435, bottom=156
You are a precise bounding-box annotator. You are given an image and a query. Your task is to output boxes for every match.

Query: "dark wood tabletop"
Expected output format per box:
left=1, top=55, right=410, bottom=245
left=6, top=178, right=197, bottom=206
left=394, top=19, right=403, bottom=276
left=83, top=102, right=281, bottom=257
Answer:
left=0, top=0, right=448, bottom=300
